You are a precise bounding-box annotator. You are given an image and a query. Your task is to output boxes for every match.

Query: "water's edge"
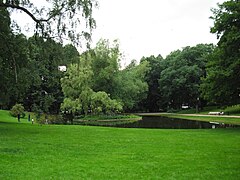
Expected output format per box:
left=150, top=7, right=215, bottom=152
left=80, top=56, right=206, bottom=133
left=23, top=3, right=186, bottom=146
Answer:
left=76, top=115, right=240, bottom=129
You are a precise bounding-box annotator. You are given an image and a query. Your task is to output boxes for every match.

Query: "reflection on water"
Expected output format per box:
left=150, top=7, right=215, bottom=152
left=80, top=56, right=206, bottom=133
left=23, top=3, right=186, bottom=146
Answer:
left=116, top=116, right=239, bottom=129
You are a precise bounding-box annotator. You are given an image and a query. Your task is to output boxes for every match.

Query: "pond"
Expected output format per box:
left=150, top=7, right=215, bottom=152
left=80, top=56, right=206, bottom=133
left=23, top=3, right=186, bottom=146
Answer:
left=116, top=115, right=239, bottom=129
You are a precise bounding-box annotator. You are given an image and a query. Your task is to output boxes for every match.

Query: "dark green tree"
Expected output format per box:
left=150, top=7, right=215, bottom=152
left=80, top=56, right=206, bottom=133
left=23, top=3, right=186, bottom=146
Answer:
left=0, top=4, right=12, bottom=108
left=0, top=5, right=31, bottom=108
left=201, top=0, right=240, bottom=105
left=140, top=55, right=164, bottom=112
left=159, top=44, right=214, bottom=110
left=63, top=44, right=80, bottom=65
left=24, top=37, right=77, bottom=114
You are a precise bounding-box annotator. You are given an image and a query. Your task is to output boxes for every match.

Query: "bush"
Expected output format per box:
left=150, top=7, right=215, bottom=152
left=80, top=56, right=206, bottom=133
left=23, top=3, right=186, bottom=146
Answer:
left=10, top=104, right=25, bottom=118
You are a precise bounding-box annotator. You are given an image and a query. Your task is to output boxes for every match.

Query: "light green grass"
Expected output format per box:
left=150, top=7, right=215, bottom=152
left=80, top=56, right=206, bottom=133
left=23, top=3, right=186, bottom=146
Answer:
left=161, top=114, right=240, bottom=125
left=178, top=105, right=240, bottom=115
left=0, top=110, right=31, bottom=124
left=0, top=110, right=240, bottom=179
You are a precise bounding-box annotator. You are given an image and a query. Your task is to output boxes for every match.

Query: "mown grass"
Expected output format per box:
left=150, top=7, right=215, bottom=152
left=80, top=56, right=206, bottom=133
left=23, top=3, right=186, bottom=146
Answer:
left=160, top=114, right=240, bottom=125
left=177, top=105, right=240, bottom=115
left=0, top=110, right=240, bottom=179
left=0, top=110, right=31, bottom=124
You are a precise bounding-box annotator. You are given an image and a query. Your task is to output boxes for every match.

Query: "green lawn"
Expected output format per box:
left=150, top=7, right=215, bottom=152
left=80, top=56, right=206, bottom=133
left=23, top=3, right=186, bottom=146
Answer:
left=177, top=105, right=240, bottom=116
left=0, top=110, right=240, bottom=179
left=161, top=114, right=240, bottom=125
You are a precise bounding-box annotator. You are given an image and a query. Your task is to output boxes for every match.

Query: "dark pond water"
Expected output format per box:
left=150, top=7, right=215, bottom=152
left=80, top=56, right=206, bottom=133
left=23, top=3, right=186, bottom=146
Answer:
left=115, top=116, right=239, bottom=129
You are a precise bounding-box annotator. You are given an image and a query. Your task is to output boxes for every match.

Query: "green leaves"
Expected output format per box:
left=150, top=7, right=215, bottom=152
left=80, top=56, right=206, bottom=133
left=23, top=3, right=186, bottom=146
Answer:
left=159, top=44, right=214, bottom=109
left=10, top=103, right=25, bottom=117
left=61, top=39, right=148, bottom=114
left=201, top=0, right=240, bottom=105
left=113, top=60, right=149, bottom=111
left=91, top=91, right=123, bottom=114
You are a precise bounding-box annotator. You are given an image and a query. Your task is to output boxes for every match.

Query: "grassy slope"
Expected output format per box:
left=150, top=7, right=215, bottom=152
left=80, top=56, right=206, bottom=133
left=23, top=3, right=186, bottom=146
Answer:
left=0, top=110, right=32, bottom=124
left=0, top=110, right=240, bottom=179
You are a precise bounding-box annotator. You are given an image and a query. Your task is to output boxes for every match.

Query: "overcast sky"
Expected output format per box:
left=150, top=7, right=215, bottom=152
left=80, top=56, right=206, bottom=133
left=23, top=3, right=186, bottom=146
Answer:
left=11, top=0, right=225, bottom=66
left=91, top=0, right=225, bottom=65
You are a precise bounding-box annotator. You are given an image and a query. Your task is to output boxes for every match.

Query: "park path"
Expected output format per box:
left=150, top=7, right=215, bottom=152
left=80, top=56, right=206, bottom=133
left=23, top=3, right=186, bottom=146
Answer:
left=137, top=113, right=240, bottom=118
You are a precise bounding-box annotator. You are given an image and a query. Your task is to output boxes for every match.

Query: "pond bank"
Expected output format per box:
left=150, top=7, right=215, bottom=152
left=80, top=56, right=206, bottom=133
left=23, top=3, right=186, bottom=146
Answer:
left=75, top=115, right=240, bottom=129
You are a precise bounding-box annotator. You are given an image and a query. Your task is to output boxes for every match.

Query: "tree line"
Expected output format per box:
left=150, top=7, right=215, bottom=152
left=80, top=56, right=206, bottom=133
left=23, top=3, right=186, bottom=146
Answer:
left=0, top=0, right=239, bottom=115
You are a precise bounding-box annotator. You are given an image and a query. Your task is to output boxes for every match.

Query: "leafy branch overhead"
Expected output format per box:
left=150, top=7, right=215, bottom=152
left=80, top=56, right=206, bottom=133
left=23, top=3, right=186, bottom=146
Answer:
left=0, top=0, right=98, bottom=45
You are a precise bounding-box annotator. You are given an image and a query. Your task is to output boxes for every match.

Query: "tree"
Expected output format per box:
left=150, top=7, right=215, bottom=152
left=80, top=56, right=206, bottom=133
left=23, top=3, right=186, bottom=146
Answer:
left=0, top=32, right=80, bottom=112
left=140, top=55, right=164, bottom=112
left=159, top=44, right=214, bottom=110
left=0, top=5, right=13, bottom=108
left=90, top=39, right=121, bottom=94
left=10, top=103, right=25, bottom=117
left=61, top=39, right=148, bottom=113
left=0, top=8, right=32, bottom=109
left=63, top=44, right=79, bottom=65
left=0, top=0, right=88, bottom=112
left=113, top=60, right=149, bottom=111
left=61, top=60, right=93, bottom=114
left=22, top=36, right=72, bottom=114
left=0, top=0, right=97, bottom=45
left=201, top=0, right=240, bottom=105
left=61, top=57, right=122, bottom=115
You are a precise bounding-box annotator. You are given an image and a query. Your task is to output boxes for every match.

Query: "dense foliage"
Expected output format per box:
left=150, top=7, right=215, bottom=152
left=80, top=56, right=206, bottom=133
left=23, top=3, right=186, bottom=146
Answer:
left=0, top=0, right=239, bottom=115
left=61, top=39, right=148, bottom=114
left=139, top=55, right=164, bottom=112
left=201, top=0, right=240, bottom=105
left=159, top=44, right=214, bottom=110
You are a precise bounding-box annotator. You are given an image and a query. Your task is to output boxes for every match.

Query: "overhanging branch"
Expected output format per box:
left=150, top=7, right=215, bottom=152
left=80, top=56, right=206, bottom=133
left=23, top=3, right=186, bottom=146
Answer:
left=0, top=2, right=66, bottom=23
left=0, top=2, right=47, bottom=23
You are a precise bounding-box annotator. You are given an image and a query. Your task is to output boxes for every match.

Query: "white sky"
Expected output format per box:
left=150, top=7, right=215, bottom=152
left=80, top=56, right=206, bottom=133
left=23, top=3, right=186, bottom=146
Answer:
left=11, top=0, right=225, bottom=65
left=91, top=0, right=225, bottom=65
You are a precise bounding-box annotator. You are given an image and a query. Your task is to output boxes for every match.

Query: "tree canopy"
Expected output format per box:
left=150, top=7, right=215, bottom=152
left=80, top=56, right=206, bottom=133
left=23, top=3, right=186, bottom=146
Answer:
left=159, top=44, right=214, bottom=110
left=61, top=39, right=149, bottom=114
left=1, top=0, right=239, bottom=116
left=201, top=0, right=240, bottom=105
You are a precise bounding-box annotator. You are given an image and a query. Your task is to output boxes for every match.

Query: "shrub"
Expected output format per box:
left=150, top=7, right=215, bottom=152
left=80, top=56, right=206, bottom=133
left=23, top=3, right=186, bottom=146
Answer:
left=10, top=104, right=25, bottom=118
